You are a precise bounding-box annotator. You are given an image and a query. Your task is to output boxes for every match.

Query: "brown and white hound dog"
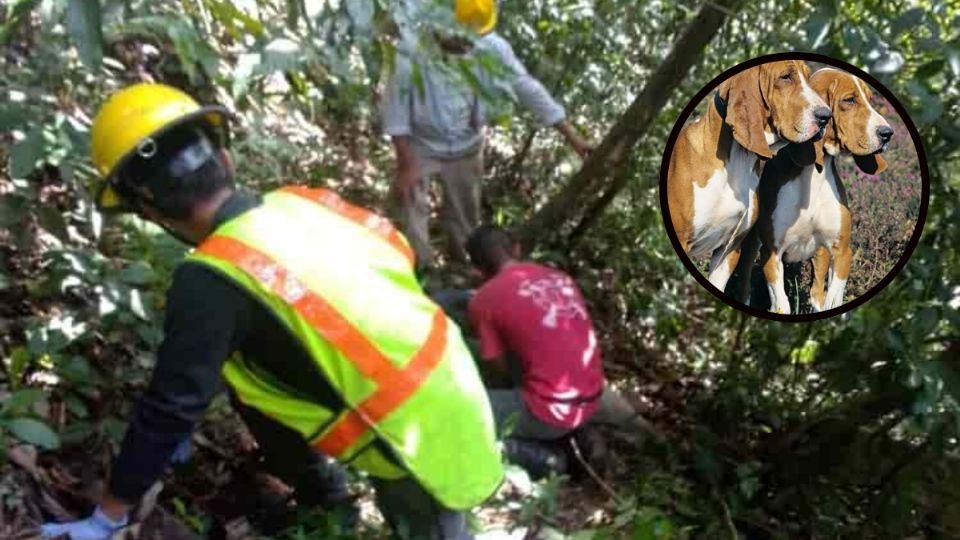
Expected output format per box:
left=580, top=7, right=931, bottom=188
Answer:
left=750, top=68, right=892, bottom=313
left=666, top=61, right=831, bottom=291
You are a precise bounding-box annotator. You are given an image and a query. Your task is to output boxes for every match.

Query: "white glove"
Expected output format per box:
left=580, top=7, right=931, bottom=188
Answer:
left=41, top=506, right=128, bottom=540
left=170, top=437, right=193, bottom=464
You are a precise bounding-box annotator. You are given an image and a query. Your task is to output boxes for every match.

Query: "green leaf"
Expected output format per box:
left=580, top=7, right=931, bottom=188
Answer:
left=1, top=388, right=45, bottom=416
left=66, top=0, right=103, bottom=68
left=947, top=44, right=960, bottom=78
left=118, top=16, right=218, bottom=84
left=0, top=0, right=42, bottom=44
left=5, top=418, right=60, bottom=449
left=0, top=193, right=28, bottom=228
left=790, top=339, right=819, bottom=365
left=63, top=393, right=89, bottom=418
left=913, top=307, right=940, bottom=338
left=167, top=19, right=219, bottom=83
left=260, top=38, right=304, bottom=74
left=916, top=60, right=945, bottom=81
left=9, top=127, right=46, bottom=179
left=906, top=80, right=944, bottom=123
left=203, top=0, right=264, bottom=38
left=872, top=50, right=904, bottom=74
left=60, top=114, right=91, bottom=155
left=0, top=104, right=31, bottom=132
left=890, top=7, right=924, bottom=39
left=60, top=420, right=95, bottom=445
left=232, top=52, right=261, bottom=98
left=117, top=261, right=156, bottom=285
left=37, top=206, right=69, bottom=243
left=802, top=4, right=833, bottom=49
left=411, top=61, right=425, bottom=98
left=6, top=346, right=32, bottom=387
left=101, top=416, right=127, bottom=443
left=58, top=356, right=94, bottom=386
left=923, top=360, right=960, bottom=406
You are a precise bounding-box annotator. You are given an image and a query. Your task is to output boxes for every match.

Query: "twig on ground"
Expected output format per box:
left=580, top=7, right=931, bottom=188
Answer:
left=568, top=439, right=623, bottom=505
left=716, top=492, right=739, bottom=540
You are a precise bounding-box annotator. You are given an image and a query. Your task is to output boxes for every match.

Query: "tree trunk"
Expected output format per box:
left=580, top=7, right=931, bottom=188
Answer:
left=518, top=0, right=743, bottom=250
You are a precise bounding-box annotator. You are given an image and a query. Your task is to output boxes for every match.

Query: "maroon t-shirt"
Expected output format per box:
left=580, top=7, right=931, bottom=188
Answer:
left=468, top=262, right=604, bottom=429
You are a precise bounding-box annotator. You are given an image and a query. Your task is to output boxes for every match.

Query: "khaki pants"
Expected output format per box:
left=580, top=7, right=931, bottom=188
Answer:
left=398, top=150, right=484, bottom=267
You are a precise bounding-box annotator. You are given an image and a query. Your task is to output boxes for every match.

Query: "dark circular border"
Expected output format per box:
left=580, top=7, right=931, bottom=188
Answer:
left=657, top=51, right=931, bottom=323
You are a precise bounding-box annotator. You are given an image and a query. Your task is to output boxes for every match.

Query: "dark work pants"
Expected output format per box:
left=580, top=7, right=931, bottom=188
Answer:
left=232, top=397, right=473, bottom=539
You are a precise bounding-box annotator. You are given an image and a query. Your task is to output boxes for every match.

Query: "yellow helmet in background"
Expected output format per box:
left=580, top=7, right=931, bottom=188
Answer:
left=90, top=83, right=230, bottom=211
left=455, top=0, right=497, bottom=35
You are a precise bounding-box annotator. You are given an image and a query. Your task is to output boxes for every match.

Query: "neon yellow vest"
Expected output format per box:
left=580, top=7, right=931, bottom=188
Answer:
left=187, top=186, right=503, bottom=509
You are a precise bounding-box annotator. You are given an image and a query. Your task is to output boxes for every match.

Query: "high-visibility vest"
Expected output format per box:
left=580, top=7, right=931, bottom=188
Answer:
left=187, top=186, right=503, bottom=510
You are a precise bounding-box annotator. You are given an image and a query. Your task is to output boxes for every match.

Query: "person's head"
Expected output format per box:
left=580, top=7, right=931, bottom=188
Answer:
left=454, top=0, right=497, bottom=35
left=465, top=225, right=519, bottom=278
left=91, top=83, right=235, bottom=244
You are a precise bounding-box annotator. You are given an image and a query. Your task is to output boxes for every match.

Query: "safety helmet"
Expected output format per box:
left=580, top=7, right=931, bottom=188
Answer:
left=90, top=83, right=231, bottom=212
left=455, top=0, right=497, bottom=34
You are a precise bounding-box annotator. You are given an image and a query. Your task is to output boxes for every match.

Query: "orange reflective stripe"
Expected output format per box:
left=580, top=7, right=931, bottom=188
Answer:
left=198, top=236, right=398, bottom=382
left=280, top=186, right=415, bottom=267
left=195, top=234, right=447, bottom=457
left=314, top=311, right=447, bottom=456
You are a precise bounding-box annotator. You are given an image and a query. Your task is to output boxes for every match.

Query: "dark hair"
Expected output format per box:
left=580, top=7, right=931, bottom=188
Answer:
left=465, top=225, right=516, bottom=275
left=114, top=122, right=234, bottom=220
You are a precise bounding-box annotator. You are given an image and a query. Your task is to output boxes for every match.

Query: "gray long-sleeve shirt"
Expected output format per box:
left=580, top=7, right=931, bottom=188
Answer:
left=382, top=32, right=566, bottom=160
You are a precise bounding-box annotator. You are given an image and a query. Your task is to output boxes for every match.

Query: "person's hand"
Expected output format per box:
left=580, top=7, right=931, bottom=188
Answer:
left=554, top=120, right=592, bottom=160
left=41, top=506, right=129, bottom=540
left=392, top=165, right=419, bottom=204
left=569, top=134, right=593, bottom=160
left=170, top=436, right=192, bottom=464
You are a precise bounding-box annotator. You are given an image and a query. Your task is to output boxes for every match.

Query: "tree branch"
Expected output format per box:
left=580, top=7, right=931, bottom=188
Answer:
left=518, top=0, right=743, bottom=251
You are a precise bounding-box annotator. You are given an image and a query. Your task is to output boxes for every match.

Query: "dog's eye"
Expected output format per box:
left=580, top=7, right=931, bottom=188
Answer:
left=843, top=96, right=857, bottom=105
left=780, top=72, right=793, bottom=81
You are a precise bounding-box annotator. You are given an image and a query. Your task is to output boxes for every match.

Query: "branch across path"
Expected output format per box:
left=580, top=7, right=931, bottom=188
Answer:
left=519, top=0, right=743, bottom=250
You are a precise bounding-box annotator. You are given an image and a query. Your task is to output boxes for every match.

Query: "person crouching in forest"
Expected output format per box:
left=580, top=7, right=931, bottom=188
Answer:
left=40, top=83, right=503, bottom=540
left=463, top=225, right=643, bottom=478
left=383, top=0, right=591, bottom=272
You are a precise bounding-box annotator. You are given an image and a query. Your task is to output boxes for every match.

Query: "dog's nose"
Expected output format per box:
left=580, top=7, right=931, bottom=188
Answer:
left=814, top=106, right=832, bottom=126
left=877, top=125, right=893, bottom=142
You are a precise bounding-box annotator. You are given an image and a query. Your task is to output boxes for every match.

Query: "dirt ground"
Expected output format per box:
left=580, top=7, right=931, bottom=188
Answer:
left=0, top=381, right=671, bottom=540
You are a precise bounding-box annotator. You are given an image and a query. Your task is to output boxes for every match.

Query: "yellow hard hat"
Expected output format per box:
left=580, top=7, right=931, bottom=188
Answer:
left=90, top=83, right=230, bottom=211
left=455, top=0, right=497, bottom=34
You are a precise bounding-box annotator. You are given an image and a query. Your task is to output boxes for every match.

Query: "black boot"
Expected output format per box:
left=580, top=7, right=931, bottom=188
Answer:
left=503, top=438, right=568, bottom=480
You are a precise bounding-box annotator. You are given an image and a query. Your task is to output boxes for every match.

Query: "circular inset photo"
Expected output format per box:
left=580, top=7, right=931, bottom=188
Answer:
left=659, top=53, right=928, bottom=322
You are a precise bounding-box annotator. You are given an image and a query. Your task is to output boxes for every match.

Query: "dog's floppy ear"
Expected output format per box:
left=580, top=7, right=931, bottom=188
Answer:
left=719, top=67, right=774, bottom=159
left=803, top=72, right=836, bottom=173
left=853, top=153, right=887, bottom=175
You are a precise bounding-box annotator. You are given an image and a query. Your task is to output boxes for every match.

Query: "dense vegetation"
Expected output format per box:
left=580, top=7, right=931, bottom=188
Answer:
left=1, top=0, right=958, bottom=538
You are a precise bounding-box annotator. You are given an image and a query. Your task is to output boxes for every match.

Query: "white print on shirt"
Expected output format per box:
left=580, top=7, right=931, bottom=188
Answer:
left=517, top=275, right=588, bottom=329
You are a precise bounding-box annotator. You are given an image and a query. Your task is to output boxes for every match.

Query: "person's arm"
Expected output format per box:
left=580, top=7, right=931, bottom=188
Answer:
left=479, top=34, right=591, bottom=158
left=382, top=50, right=420, bottom=202
left=391, top=135, right=419, bottom=203
left=42, top=264, right=249, bottom=534
left=553, top=119, right=592, bottom=159
left=467, top=295, right=512, bottom=387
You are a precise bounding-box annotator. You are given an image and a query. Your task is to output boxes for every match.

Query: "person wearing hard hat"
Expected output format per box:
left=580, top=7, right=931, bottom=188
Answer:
left=382, top=0, right=591, bottom=270
left=40, top=83, right=503, bottom=540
